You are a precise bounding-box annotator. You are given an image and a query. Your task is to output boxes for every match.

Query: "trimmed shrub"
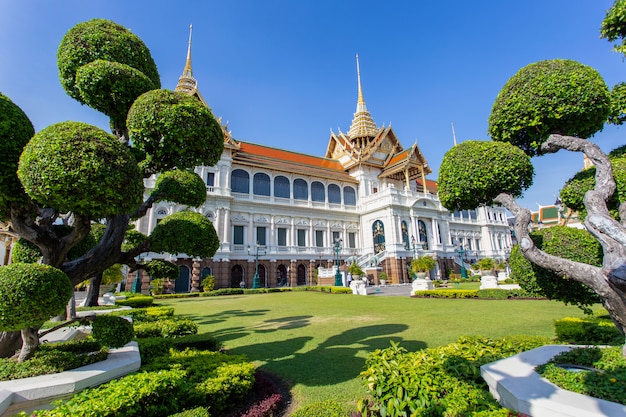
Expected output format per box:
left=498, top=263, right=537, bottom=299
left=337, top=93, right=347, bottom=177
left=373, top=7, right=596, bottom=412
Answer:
left=109, top=306, right=174, bottom=321
left=202, top=288, right=244, bottom=297
left=0, top=339, right=108, bottom=381
left=413, top=289, right=478, bottom=298
left=168, top=407, right=211, bottom=417
left=142, top=349, right=255, bottom=415
left=201, top=275, right=215, bottom=292
left=91, top=315, right=134, bottom=348
left=136, top=337, right=174, bottom=365
left=554, top=317, right=623, bottom=345
left=34, top=369, right=189, bottom=416
left=115, top=295, right=154, bottom=308
left=172, top=333, right=221, bottom=352
left=359, top=336, right=550, bottom=417
left=134, top=318, right=198, bottom=338
left=0, top=263, right=73, bottom=331
left=291, top=399, right=349, bottom=417
left=537, top=346, right=626, bottom=405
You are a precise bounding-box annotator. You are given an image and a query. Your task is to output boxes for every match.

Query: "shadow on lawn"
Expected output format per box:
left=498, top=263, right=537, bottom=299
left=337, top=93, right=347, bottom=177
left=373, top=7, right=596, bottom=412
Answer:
left=230, top=323, right=427, bottom=387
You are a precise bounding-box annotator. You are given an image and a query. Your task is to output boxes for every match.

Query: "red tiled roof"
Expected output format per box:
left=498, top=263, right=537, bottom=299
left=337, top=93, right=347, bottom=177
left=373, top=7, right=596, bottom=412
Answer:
left=234, top=142, right=356, bottom=182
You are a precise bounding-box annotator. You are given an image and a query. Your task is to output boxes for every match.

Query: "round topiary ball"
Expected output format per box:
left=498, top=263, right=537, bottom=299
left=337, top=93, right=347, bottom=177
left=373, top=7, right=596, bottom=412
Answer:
left=0, top=92, right=34, bottom=219
left=153, top=170, right=207, bottom=207
left=149, top=211, right=219, bottom=259
left=17, top=121, right=143, bottom=217
left=91, top=315, right=134, bottom=348
left=0, top=263, right=73, bottom=331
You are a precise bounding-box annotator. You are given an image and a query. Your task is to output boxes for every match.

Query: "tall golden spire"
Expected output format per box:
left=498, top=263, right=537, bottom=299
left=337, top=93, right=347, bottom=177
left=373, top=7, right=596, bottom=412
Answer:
left=175, top=24, right=198, bottom=95
left=348, top=54, right=378, bottom=140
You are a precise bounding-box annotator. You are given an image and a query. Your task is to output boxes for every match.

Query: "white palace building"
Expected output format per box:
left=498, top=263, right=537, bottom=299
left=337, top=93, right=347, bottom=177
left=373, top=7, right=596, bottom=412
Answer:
left=127, top=33, right=512, bottom=293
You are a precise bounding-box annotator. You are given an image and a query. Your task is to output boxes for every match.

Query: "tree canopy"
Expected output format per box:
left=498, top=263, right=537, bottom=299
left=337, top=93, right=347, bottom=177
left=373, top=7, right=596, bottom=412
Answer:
left=437, top=2, right=626, bottom=344
left=0, top=18, right=224, bottom=360
left=487, top=59, right=610, bottom=156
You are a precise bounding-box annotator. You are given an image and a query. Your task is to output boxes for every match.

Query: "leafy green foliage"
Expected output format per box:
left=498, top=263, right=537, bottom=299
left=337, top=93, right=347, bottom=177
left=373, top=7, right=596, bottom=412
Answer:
left=36, top=369, right=190, bottom=416
left=17, top=121, right=143, bottom=217
left=601, top=0, right=626, bottom=57
left=11, top=238, right=42, bottom=263
left=127, top=89, right=224, bottom=174
left=141, top=349, right=255, bottom=415
left=75, top=59, right=156, bottom=128
left=359, top=336, right=550, bottom=417
left=509, top=227, right=602, bottom=312
left=133, top=318, right=198, bottom=338
left=291, top=399, right=350, bottom=417
left=144, top=259, right=179, bottom=280
left=411, top=255, right=436, bottom=273
left=115, top=295, right=154, bottom=308
left=438, top=140, right=534, bottom=211
left=0, top=92, right=34, bottom=219
left=0, top=339, right=107, bottom=381
left=109, top=306, right=174, bottom=320
left=168, top=407, right=211, bottom=417
left=554, top=317, right=623, bottom=345
left=609, top=82, right=626, bottom=125
left=560, top=154, right=626, bottom=221
left=537, top=346, right=626, bottom=405
left=201, top=275, right=215, bottom=292
left=488, top=59, right=610, bottom=156
left=149, top=211, right=220, bottom=259
left=57, top=18, right=159, bottom=106
left=153, top=169, right=207, bottom=207
left=12, top=225, right=98, bottom=264
left=91, top=315, right=134, bottom=348
left=0, top=263, right=73, bottom=331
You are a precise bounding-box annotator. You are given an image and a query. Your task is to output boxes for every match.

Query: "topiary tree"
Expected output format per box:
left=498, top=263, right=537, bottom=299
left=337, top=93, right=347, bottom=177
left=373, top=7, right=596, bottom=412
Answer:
left=0, top=18, right=224, bottom=359
left=144, top=259, right=179, bottom=294
left=510, top=227, right=602, bottom=313
left=438, top=2, right=626, bottom=352
left=0, top=263, right=73, bottom=361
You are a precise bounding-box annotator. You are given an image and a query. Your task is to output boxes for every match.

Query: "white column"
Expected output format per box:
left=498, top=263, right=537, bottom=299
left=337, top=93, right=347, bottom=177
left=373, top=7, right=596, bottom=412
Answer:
left=223, top=209, right=231, bottom=244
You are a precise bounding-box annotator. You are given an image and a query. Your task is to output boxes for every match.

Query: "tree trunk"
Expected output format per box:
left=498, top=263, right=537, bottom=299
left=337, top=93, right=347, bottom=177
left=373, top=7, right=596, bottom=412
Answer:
left=18, top=327, right=39, bottom=362
left=84, top=274, right=103, bottom=307
left=0, top=331, right=22, bottom=358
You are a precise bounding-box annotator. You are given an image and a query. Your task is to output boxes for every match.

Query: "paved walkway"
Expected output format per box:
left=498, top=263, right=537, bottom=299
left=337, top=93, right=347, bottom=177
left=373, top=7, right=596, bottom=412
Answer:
left=366, top=284, right=413, bottom=296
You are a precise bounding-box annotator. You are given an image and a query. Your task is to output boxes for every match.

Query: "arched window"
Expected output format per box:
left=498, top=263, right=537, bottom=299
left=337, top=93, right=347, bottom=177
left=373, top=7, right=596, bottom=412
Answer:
left=372, top=220, right=386, bottom=254
left=277, top=264, right=288, bottom=287
left=418, top=220, right=429, bottom=250
left=231, top=265, right=244, bottom=288
left=175, top=265, right=190, bottom=293
left=201, top=267, right=212, bottom=278
left=328, top=184, right=341, bottom=204
left=274, top=175, right=290, bottom=198
left=297, top=264, right=307, bottom=285
left=401, top=221, right=410, bottom=250
left=258, top=264, right=267, bottom=287
left=253, top=173, right=270, bottom=196
left=231, top=169, right=250, bottom=194
left=344, top=186, right=356, bottom=206
left=293, top=179, right=308, bottom=200
left=311, top=181, right=325, bottom=202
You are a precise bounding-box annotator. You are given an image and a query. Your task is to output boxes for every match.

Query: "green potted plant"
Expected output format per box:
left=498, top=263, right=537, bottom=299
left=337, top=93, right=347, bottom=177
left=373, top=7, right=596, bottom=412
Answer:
left=378, top=272, right=388, bottom=286
left=476, top=257, right=496, bottom=276
left=410, top=255, right=436, bottom=279
left=348, top=262, right=364, bottom=279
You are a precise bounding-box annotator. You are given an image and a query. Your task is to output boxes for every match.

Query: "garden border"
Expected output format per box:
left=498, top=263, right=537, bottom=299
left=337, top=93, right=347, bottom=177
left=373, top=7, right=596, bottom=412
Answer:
left=481, top=345, right=626, bottom=417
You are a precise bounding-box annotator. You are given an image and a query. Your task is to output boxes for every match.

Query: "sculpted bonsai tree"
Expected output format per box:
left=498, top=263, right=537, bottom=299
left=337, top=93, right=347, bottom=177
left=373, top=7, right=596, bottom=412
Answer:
left=0, top=19, right=224, bottom=360
left=439, top=2, right=626, bottom=351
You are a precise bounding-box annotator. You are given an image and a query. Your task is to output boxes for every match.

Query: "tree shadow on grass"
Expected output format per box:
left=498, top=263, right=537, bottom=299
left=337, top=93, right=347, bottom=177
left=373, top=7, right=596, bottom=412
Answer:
left=229, top=323, right=427, bottom=387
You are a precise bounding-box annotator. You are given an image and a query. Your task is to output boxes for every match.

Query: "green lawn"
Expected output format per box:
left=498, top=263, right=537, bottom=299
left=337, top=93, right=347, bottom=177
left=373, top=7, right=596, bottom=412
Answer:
left=157, top=291, right=588, bottom=410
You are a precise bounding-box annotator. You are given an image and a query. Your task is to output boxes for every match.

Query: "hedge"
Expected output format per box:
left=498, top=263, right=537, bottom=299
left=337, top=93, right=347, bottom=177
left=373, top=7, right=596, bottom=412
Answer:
left=554, top=317, right=623, bottom=345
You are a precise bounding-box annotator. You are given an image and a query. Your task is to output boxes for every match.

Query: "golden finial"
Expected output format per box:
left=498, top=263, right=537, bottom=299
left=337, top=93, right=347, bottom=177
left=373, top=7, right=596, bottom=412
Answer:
left=356, top=53, right=365, bottom=107
left=183, top=24, right=193, bottom=77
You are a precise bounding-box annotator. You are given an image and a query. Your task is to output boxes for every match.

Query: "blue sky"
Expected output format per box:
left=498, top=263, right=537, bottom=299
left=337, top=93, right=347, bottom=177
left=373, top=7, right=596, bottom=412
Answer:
left=1, top=0, right=624, bottom=210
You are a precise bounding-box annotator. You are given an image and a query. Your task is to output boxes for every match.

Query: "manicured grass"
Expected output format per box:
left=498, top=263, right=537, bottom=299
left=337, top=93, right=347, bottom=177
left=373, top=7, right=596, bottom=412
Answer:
left=157, top=291, right=589, bottom=410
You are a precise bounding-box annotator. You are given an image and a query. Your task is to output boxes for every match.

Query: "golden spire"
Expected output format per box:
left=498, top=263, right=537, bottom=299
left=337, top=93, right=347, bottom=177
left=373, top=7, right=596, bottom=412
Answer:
left=348, top=54, right=378, bottom=140
left=183, top=24, right=193, bottom=77
left=175, top=24, right=198, bottom=95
